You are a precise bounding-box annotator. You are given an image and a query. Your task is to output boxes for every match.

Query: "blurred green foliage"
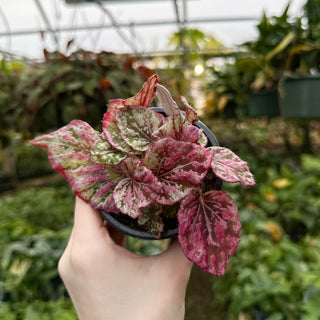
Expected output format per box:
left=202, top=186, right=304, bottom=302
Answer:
left=204, top=1, right=320, bottom=118
left=15, top=50, right=144, bottom=134
left=1, top=116, right=319, bottom=319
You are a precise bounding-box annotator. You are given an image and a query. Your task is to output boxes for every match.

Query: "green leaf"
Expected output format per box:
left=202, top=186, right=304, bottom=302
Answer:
left=116, top=106, right=165, bottom=151
left=138, top=204, right=164, bottom=238
left=91, top=133, right=127, bottom=165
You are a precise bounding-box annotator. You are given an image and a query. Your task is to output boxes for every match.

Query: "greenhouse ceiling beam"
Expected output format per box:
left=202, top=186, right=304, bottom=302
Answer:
left=172, top=0, right=188, bottom=63
left=0, top=16, right=258, bottom=38
left=92, top=0, right=139, bottom=54
left=33, top=0, right=60, bottom=49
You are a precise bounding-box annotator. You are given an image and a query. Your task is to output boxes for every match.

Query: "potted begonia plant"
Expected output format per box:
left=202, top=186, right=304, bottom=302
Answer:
left=31, top=75, right=255, bottom=276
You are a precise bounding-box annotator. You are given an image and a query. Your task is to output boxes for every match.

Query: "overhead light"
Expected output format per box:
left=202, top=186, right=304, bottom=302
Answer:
left=194, top=64, right=204, bottom=75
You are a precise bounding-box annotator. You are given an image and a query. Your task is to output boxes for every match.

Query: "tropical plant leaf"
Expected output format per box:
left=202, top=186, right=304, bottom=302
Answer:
left=30, top=120, right=100, bottom=174
left=138, top=204, right=164, bottom=238
left=30, top=120, right=119, bottom=213
left=209, top=147, right=256, bottom=186
left=102, top=109, right=141, bottom=155
left=153, top=112, right=202, bottom=144
left=112, top=157, right=163, bottom=218
left=181, top=96, right=199, bottom=124
left=68, top=165, right=119, bottom=213
left=91, top=133, right=127, bottom=165
left=108, top=74, right=158, bottom=110
left=155, top=84, right=179, bottom=116
left=144, top=138, right=212, bottom=205
left=178, top=188, right=241, bottom=276
left=116, top=106, right=165, bottom=151
left=198, top=131, right=208, bottom=147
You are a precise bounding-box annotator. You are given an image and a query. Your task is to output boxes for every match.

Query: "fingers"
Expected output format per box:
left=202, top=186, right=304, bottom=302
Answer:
left=73, top=196, right=127, bottom=248
left=73, top=196, right=110, bottom=243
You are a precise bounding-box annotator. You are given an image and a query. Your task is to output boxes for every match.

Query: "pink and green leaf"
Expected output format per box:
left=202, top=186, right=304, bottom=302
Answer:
left=153, top=112, right=202, bottom=144
left=30, top=120, right=119, bottom=213
left=181, top=96, right=199, bottom=124
left=209, top=147, right=256, bottom=186
left=155, top=84, right=180, bottom=116
left=112, top=157, right=163, bottom=218
left=178, top=188, right=241, bottom=276
left=198, top=131, right=208, bottom=147
left=108, top=74, right=158, bottom=111
left=102, top=109, right=142, bottom=155
left=68, top=165, right=119, bottom=213
left=91, top=133, right=127, bottom=165
left=31, top=120, right=100, bottom=174
left=116, top=106, right=165, bottom=151
left=138, top=204, right=164, bottom=238
left=144, top=138, right=212, bottom=205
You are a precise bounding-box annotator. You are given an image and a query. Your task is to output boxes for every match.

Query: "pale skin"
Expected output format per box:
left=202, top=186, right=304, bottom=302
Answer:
left=58, top=197, right=193, bottom=320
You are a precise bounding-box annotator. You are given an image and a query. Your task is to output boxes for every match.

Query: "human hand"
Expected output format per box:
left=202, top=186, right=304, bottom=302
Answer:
left=58, top=197, right=193, bottom=320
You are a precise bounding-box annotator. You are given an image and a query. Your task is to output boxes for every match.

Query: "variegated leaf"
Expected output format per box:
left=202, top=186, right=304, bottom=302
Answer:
left=144, top=138, right=213, bottom=205
left=113, top=157, right=163, bottom=218
left=67, top=165, right=119, bottom=213
left=91, top=133, right=127, bottom=165
left=178, top=188, right=241, bottom=276
left=181, top=96, right=199, bottom=124
left=155, top=84, right=180, bottom=116
left=209, top=147, right=256, bottom=186
left=198, top=131, right=208, bottom=147
left=31, top=120, right=100, bottom=174
left=138, top=204, right=164, bottom=238
left=153, top=112, right=202, bottom=144
left=116, top=106, right=165, bottom=151
left=108, top=74, right=158, bottom=111
left=102, top=109, right=142, bottom=155
left=31, top=120, right=119, bottom=213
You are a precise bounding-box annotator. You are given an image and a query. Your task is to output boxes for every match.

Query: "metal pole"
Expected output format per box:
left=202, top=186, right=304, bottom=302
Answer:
left=93, top=0, right=139, bottom=54
left=33, top=0, right=60, bottom=50
left=0, top=16, right=259, bottom=37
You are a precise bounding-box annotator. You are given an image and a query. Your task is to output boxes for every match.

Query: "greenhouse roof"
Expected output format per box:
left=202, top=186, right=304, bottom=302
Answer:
left=0, top=0, right=305, bottom=61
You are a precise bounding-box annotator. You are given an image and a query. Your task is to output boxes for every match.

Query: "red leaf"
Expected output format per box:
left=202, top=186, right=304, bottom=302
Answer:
left=178, top=189, right=241, bottom=276
left=31, top=120, right=99, bottom=175
left=144, top=138, right=212, bottom=205
left=30, top=120, right=119, bottom=213
left=153, top=112, right=202, bottom=144
left=112, top=158, right=163, bottom=218
left=108, top=74, right=158, bottom=111
left=210, top=147, right=256, bottom=186
left=181, top=96, right=199, bottom=124
left=99, top=78, right=112, bottom=89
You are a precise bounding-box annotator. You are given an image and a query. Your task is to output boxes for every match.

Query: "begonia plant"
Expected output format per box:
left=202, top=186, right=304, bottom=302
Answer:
left=31, top=74, right=255, bottom=276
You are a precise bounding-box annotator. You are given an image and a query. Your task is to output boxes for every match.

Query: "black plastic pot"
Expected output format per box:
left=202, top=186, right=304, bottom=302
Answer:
left=101, top=107, right=222, bottom=240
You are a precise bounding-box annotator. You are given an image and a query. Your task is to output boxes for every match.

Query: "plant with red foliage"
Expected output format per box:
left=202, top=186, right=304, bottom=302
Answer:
left=31, top=75, right=255, bottom=276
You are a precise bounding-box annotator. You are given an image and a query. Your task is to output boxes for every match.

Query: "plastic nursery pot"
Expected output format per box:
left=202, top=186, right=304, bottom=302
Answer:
left=280, top=75, right=320, bottom=119
left=100, top=107, right=223, bottom=240
left=248, top=90, right=280, bottom=117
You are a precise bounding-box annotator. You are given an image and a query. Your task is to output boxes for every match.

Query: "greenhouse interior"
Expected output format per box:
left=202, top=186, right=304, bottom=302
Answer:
left=0, top=0, right=320, bottom=319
